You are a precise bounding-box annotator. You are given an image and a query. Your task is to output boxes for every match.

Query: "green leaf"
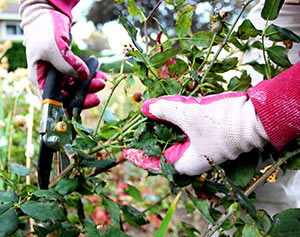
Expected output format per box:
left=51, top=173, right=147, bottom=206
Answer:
left=150, top=48, right=179, bottom=68
left=242, top=224, right=263, bottom=237
left=223, top=149, right=259, bottom=186
left=247, top=61, right=268, bottom=77
left=82, top=224, right=101, bottom=237
left=266, top=24, right=300, bottom=43
left=183, top=200, right=196, bottom=214
left=251, top=40, right=264, bottom=50
left=127, top=0, right=145, bottom=23
left=76, top=175, right=94, bottom=195
left=0, top=189, right=18, bottom=203
left=267, top=45, right=292, bottom=68
left=101, top=225, right=130, bottom=236
left=235, top=187, right=257, bottom=218
left=181, top=222, right=201, bottom=237
left=168, top=58, right=188, bottom=76
left=148, top=80, right=165, bottom=98
left=261, top=0, right=285, bottom=20
left=124, top=184, right=142, bottom=202
left=89, top=177, right=106, bottom=195
left=154, top=191, right=182, bottom=237
left=131, top=130, right=161, bottom=157
left=227, top=71, right=251, bottom=92
left=103, top=107, right=119, bottom=124
left=75, top=198, right=85, bottom=222
left=64, top=145, right=95, bottom=160
left=72, top=137, right=97, bottom=150
left=269, top=208, right=300, bottom=236
left=175, top=5, right=194, bottom=37
left=237, top=19, right=262, bottom=40
left=121, top=205, right=149, bottom=227
left=59, top=230, right=79, bottom=237
left=190, top=31, right=216, bottom=48
left=0, top=206, right=18, bottom=236
left=9, top=163, right=30, bottom=176
left=285, top=156, right=300, bottom=170
left=187, top=191, right=214, bottom=224
left=33, top=189, right=63, bottom=201
left=102, top=194, right=121, bottom=228
left=256, top=210, right=272, bottom=235
left=211, top=57, right=238, bottom=73
left=118, top=14, right=142, bottom=52
left=143, top=144, right=162, bottom=157
left=163, top=78, right=182, bottom=95
left=154, top=123, right=172, bottom=141
left=160, top=156, right=176, bottom=182
left=179, top=39, right=190, bottom=50
left=20, top=201, right=65, bottom=222
left=54, top=177, right=79, bottom=195
left=80, top=159, right=117, bottom=170
left=72, top=120, right=95, bottom=134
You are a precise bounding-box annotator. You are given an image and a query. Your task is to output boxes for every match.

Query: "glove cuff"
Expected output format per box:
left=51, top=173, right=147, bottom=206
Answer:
left=48, top=0, right=79, bottom=21
left=20, top=1, right=55, bottom=29
left=20, top=0, right=77, bottom=25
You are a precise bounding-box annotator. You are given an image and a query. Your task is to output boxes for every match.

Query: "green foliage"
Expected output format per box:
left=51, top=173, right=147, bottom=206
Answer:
left=269, top=209, right=300, bottom=236
left=4, top=41, right=27, bottom=72
left=2, top=0, right=300, bottom=236
left=261, top=0, right=285, bottom=21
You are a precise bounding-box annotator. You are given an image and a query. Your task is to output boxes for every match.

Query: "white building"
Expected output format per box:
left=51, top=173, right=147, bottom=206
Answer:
left=0, top=2, right=23, bottom=41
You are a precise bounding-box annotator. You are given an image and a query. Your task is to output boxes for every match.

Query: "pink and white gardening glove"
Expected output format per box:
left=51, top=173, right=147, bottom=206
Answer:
left=19, top=0, right=106, bottom=108
left=123, top=92, right=270, bottom=176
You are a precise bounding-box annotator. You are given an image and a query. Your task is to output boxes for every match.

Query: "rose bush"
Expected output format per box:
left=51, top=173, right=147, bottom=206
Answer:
left=2, top=0, right=300, bottom=236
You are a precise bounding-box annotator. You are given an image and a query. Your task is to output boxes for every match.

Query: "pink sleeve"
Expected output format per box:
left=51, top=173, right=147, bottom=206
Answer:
left=48, top=0, right=80, bottom=20
left=248, top=61, right=300, bottom=150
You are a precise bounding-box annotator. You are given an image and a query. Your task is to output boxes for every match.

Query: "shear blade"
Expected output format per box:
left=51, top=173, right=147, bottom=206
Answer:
left=38, top=137, right=55, bottom=189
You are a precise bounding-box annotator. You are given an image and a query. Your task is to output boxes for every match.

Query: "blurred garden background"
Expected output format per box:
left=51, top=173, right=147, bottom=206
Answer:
left=0, top=0, right=277, bottom=236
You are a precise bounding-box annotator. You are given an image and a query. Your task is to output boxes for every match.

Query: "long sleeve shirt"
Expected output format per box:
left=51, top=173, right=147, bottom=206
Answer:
left=48, top=0, right=79, bottom=20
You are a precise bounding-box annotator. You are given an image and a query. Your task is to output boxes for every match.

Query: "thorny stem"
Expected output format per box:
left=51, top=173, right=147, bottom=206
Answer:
left=192, top=33, right=217, bottom=79
left=205, top=156, right=237, bottom=200
left=89, top=113, right=145, bottom=155
left=189, top=0, right=255, bottom=96
left=261, top=19, right=272, bottom=79
left=94, top=75, right=126, bottom=136
left=244, top=148, right=300, bottom=196
left=49, top=162, right=75, bottom=188
left=204, top=202, right=239, bottom=237
left=144, top=0, right=164, bottom=52
left=142, top=192, right=171, bottom=214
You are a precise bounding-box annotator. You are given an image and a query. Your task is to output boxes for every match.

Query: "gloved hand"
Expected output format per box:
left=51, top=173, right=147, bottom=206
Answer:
left=19, top=0, right=106, bottom=108
left=123, top=92, right=270, bottom=176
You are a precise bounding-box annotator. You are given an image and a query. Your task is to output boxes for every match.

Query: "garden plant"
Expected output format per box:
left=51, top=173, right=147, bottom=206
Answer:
left=1, top=0, right=300, bottom=236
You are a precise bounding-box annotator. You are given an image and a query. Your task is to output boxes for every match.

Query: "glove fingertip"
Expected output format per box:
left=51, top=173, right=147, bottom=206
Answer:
left=76, top=59, right=90, bottom=81
left=89, top=78, right=106, bottom=93
left=122, top=148, right=162, bottom=173
left=141, top=98, right=161, bottom=120
left=95, top=71, right=108, bottom=81
left=163, top=139, right=190, bottom=164
left=83, top=93, right=100, bottom=109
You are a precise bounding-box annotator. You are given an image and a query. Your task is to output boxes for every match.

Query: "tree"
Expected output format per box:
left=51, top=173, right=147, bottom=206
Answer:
left=86, top=0, right=255, bottom=35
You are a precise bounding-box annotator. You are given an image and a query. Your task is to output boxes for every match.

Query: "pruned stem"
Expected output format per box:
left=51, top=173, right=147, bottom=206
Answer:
left=189, top=0, right=255, bottom=96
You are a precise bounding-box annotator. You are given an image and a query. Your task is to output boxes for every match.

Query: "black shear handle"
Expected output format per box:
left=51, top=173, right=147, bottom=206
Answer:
left=38, top=57, right=99, bottom=190
left=42, top=57, right=99, bottom=110
left=64, top=57, right=99, bottom=118
left=42, top=65, right=63, bottom=101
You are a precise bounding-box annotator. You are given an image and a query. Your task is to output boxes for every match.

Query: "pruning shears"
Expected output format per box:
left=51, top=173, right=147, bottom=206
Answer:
left=38, top=57, right=99, bottom=189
